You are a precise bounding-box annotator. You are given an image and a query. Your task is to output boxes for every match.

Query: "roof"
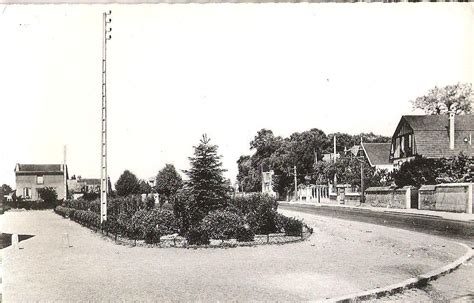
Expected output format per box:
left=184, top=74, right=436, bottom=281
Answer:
left=15, top=164, right=64, bottom=173
left=348, top=145, right=361, bottom=156
left=403, top=115, right=474, bottom=131
left=80, top=178, right=100, bottom=185
left=361, top=143, right=392, bottom=166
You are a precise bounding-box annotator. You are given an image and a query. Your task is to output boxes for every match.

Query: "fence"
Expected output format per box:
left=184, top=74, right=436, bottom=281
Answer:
left=364, top=186, right=417, bottom=209
left=419, top=183, right=473, bottom=214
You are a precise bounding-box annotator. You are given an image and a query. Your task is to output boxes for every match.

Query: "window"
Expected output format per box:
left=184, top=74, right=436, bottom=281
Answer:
left=37, top=175, right=44, bottom=184
left=23, top=187, right=31, bottom=198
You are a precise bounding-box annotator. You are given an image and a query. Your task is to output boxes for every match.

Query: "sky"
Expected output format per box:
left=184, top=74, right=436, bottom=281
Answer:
left=0, top=3, right=472, bottom=188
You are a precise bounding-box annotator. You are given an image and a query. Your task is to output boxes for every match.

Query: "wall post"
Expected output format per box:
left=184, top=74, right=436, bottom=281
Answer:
left=405, top=186, right=411, bottom=209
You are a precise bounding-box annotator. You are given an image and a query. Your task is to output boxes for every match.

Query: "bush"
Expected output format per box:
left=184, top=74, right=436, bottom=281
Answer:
left=144, top=226, right=161, bottom=244
left=200, top=210, right=245, bottom=241
left=172, top=189, right=192, bottom=236
left=186, top=226, right=210, bottom=245
left=70, top=210, right=101, bottom=229
left=235, top=225, right=254, bottom=242
left=231, top=193, right=279, bottom=235
left=130, top=208, right=179, bottom=240
left=283, top=217, right=303, bottom=237
left=37, top=187, right=58, bottom=205
left=55, top=206, right=75, bottom=218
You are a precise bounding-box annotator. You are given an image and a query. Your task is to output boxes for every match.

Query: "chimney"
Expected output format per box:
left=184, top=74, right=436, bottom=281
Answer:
left=449, top=111, right=455, bottom=150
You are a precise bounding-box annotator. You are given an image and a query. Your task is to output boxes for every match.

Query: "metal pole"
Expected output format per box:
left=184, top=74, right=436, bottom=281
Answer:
left=101, top=11, right=112, bottom=224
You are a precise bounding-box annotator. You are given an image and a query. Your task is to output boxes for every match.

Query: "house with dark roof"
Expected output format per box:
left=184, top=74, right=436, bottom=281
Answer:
left=67, top=176, right=101, bottom=199
left=361, top=142, right=394, bottom=171
left=389, top=114, right=474, bottom=165
left=14, top=164, right=68, bottom=201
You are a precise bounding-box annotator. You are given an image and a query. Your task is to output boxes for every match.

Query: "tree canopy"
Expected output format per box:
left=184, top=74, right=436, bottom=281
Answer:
left=236, top=127, right=391, bottom=198
left=411, top=83, right=473, bottom=115
left=139, top=180, right=153, bottom=194
left=115, top=170, right=141, bottom=197
left=156, top=164, right=183, bottom=203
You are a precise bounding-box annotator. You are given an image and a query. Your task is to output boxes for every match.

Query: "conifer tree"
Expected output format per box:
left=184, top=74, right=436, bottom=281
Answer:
left=185, top=134, right=229, bottom=225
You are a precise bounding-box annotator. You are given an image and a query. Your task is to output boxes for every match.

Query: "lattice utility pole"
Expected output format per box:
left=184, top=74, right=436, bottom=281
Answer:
left=101, top=11, right=112, bottom=224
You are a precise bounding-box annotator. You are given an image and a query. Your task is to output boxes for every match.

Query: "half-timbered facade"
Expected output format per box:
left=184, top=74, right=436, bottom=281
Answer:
left=389, top=115, right=474, bottom=165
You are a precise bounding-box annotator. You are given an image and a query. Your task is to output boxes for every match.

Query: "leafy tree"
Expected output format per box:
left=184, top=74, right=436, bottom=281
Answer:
left=1, top=184, right=13, bottom=194
left=139, top=180, right=152, bottom=194
left=185, top=134, right=229, bottom=226
left=115, top=170, right=141, bottom=197
left=37, top=187, right=58, bottom=204
left=392, top=153, right=473, bottom=187
left=236, top=155, right=260, bottom=192
left=411, top=83, right=473, bottom=115
left=156, top=164, right=183, bottom=203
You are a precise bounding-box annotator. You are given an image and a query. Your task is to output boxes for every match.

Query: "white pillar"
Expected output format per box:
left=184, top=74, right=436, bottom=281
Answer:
left=405, top=187, right=411, bottom=209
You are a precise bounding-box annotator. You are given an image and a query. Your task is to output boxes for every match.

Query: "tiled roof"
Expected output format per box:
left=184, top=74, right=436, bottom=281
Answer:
left=15, top=164, right=64, bottom=173
left=362, top=143, right=392, bottom=166
left=397, top=115, right=474, bottom=159
left=403, top=115, right=474, bottom=131
left=81, top=178, right=101, bottom=185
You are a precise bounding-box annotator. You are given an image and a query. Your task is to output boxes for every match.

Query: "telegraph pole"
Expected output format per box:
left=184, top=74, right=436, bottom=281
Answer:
left=101, top=11, right=112, bottom=224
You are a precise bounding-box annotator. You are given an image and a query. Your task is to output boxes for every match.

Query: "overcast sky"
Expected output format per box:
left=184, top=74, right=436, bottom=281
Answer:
left=0, top=3, right=472, bottom=188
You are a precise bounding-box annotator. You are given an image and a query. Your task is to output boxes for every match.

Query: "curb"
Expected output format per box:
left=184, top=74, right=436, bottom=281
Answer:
left=321, top=242, right=474, bottom=302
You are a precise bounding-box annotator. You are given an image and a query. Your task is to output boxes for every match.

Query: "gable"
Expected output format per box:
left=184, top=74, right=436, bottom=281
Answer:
left=362, top=143, right=392, bottom=166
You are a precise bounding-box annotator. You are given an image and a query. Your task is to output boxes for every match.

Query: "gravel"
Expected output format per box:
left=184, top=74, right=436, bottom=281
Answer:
left=1, top=209, right=466, bottom=301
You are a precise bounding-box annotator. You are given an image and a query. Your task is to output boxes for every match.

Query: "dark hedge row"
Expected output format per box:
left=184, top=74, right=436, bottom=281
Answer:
left=55, top=193, right=312, bottom=246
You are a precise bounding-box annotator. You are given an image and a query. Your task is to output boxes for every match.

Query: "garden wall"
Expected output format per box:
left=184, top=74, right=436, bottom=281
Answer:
left=418, top=183, right=473, bottom=214
left=364, top=186, right=416, bottom=209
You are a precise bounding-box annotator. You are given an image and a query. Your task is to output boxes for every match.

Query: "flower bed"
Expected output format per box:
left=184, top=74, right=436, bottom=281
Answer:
left=55, top=193, right=313, bottom=248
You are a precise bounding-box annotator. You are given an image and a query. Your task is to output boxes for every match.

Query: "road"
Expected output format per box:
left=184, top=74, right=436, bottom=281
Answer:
left=280, top=205, right=474, bottom=302
left=1, top=210, right=470, bottom=301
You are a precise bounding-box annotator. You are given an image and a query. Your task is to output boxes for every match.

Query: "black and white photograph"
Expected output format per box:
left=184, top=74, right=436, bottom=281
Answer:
left=0, top=2, right=473, bottom=302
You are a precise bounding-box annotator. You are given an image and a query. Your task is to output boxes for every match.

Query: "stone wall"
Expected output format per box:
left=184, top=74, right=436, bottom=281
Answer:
left=364, top=186, right=415, bottom=209
left=419, top=183, right=473, bottom=214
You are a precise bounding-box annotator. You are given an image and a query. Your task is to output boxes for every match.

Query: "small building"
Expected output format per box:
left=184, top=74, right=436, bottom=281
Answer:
left=14, top=164, right=68, bottom=201
left=67, top=176, right=101, bottom=199
left=361, top=142, right=394, bottom=172
left=261, top=170, right=277, bottom=198
left=389, top=114, right=474, bottom=165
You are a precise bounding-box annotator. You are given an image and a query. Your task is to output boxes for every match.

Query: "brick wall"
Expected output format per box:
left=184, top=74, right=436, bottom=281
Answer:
left=419, top=183, right=473, bottom=213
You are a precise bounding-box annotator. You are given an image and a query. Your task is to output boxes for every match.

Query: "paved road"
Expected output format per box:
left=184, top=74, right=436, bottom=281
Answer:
left=1, top=210, right=470, bottom=301
left=279, top=203, right=474, bottom=246
left=280, top=205, right=474, bottom=302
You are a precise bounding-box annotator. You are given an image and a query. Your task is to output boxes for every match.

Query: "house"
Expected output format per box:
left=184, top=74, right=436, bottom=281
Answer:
left=322, top=153, right=340, bottom=162
left=67, top=176, right=101, bottom=199
left=361, top=142, right=394, bottom=172
left=261, top=170, right=277, bottom=198
left=389, top=114, right=474, bottom=165
left=14, top=164, right=68, bottom=201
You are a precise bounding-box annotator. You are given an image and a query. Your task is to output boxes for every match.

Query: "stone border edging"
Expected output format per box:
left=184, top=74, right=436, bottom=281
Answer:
left=321, top=242, right=474, bottom=302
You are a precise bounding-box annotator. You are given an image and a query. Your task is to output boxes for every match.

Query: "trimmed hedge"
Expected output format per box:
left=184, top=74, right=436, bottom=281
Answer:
left=56, top=192, right=311, bottom=247
left=200, top=210, right=245, bottom=241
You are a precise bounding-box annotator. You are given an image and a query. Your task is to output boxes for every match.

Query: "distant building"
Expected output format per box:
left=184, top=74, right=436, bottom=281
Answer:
left=261, top=170, right=277, bottom=198
left=15, top=164, right=68, bottom=201
left=389, top=114, right=474, bottom=165
left=322, top=153, right=340, bottom=162
left=361, top=142, right=394, bottom=172
left=146, top=177, right=156, bottom=188
left=67, top=176, right=101, bottom=199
